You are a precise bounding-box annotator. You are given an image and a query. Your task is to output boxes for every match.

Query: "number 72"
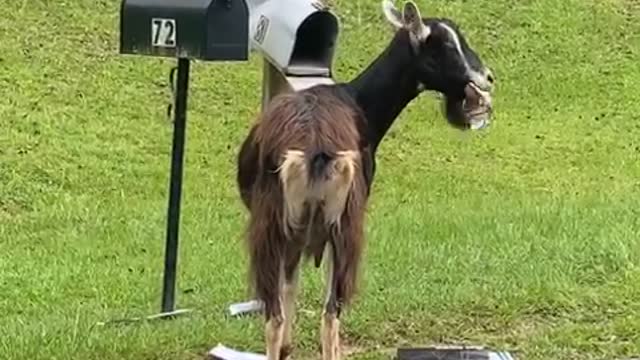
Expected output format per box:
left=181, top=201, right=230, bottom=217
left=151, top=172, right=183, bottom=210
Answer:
left=151, top=18, right=176, bottom=48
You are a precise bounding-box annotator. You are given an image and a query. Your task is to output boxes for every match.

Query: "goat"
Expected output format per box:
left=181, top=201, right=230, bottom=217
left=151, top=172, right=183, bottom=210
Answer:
left=236, top=1, right=495, bottom=360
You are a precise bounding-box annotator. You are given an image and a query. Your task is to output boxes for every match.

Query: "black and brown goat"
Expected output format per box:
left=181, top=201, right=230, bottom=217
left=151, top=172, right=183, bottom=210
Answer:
left=236, top=1, right=495, bottom=360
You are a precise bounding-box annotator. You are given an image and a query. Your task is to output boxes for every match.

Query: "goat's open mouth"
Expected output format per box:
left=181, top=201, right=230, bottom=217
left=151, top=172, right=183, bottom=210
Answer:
left=443, top=82, right=493, bottom=130
left=462, top=82, right=492, bottom=130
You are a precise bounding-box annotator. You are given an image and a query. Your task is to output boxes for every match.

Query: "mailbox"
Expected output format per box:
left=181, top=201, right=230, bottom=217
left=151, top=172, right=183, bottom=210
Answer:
left=245, top=0, right=340, bottom=109
left=120, top=0, right=249, bottom=60
left=246, top=0, right=339, bottom=76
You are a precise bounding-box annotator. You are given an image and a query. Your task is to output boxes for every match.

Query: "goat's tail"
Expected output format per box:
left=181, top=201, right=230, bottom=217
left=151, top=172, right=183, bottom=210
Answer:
left=277, top=148, right=359, bottom=232
left=308, top=150, right=335, bottom=182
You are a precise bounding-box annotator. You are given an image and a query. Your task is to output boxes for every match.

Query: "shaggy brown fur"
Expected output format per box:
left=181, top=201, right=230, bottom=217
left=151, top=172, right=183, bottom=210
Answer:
left=237, top=85, right=372, bottom=360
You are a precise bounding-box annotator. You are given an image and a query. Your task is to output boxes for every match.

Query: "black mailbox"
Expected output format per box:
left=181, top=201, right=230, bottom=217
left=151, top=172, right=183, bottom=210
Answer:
left=120, top=0, right=249, bottom=60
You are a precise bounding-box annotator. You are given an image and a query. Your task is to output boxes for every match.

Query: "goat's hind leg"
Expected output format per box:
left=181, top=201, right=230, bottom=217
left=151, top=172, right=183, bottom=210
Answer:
left=321, top=209, right=364, bottom=360
left=281, top=246, right=302, bottom=360
left=321, top=242, right=342, bottom=360
left=265, top=296, right=284, bottom=360
left=256, top=236, right=303, bottom=360
left=264, top=252, right=301, bottom=360
left=260, top=260, right=285, bottom=360
left=249, top=219, right=287, bottom=360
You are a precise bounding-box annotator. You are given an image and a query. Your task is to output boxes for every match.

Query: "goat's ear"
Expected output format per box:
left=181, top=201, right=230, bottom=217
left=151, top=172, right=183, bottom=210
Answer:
left=382, top=0, right=404, bottom=29
left=402, top=1, right=430, bottom=41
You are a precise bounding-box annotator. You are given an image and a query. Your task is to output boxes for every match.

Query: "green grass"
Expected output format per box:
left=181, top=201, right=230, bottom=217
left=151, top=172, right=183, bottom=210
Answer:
left=2, top=0, right=640, bottom=359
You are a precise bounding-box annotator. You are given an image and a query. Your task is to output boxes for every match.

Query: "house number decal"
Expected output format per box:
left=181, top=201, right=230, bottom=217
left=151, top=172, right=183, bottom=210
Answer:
left=151, top=18, right=176, bottom=48
left=254, top=15, right=269, bottom=45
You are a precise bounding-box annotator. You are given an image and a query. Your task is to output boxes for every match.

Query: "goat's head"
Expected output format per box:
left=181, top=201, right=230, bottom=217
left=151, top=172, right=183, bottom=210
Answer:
left=382, top=0, right=494, bottom=130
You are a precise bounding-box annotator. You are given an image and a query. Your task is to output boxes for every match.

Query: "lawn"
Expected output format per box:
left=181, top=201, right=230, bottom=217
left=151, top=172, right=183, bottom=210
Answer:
left=1, top=0, right=640, bottom=359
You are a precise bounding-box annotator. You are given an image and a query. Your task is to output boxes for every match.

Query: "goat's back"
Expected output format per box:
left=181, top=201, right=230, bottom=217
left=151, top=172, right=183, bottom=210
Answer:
left=253, top=85, right=366, bottom=167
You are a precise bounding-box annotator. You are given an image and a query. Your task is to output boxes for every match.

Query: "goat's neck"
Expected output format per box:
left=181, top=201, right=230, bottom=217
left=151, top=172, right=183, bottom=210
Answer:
left=348, top=30, right=421, bottom=151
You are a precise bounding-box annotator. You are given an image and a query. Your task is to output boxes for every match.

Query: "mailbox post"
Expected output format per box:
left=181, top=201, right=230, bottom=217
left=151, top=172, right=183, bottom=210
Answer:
left=119, top=0, right=249, bottom=320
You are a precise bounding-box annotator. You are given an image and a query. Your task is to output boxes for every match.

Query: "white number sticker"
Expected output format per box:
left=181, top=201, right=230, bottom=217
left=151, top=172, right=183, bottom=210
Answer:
left=254, top=15, right=269, bottom=45
left=151, top=18, right=176, bottom=48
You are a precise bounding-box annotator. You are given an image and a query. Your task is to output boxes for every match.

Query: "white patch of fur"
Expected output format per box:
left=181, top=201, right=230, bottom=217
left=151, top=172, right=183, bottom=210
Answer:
left=323, top=244, right=335, bottom=306
left=320, top=246, right=341, bottom=360
left=318, top=150, right=358, bottom=226
left=278, top=150, right=309, bottom=235
left=321, top=312, right=341, bottom=360
left=282, top=278, right=298, bottom=353
left=265, top=310, right=284, bottom=360
left=438, top=21, right=493, bottom=93
left=439, top=22, right=470, bottom=73
left=418, top=24, right=431, bottom=40
left=278, top=150, right=359, bottom=236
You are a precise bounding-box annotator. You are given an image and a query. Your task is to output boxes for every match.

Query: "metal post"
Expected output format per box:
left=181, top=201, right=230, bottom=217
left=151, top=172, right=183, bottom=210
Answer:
left=96, top=58, right=193, bottom=327
left=161, top=57, right=190, bottom=314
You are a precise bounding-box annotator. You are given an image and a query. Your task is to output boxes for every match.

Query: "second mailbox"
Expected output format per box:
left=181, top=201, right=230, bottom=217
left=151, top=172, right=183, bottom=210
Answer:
left=247, top=0, right=340, bottom=77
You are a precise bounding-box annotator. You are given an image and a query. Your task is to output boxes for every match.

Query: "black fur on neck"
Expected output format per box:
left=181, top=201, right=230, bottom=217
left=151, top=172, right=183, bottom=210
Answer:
left=345, top=29, right=421, bottom=153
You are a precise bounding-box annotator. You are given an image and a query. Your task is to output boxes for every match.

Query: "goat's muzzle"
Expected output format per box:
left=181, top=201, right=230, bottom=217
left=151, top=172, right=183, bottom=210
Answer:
left=462, top=82, right=493, bottom=130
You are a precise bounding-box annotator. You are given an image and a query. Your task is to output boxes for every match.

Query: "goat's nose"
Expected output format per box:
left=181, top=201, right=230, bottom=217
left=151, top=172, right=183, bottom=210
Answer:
left=470, top=69, right=494, bottom=92
left=485, top=69, right=495, bottom=86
